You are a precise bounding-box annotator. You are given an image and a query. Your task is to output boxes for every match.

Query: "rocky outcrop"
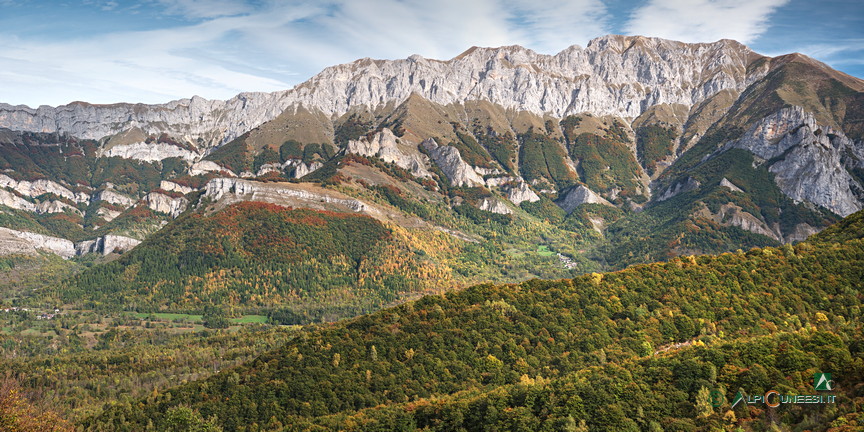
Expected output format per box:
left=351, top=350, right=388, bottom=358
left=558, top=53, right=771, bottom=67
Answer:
left=0, top=174, right=89, bottom=203
left=506, top=182, right=540, bottom=205
left=91, top=189, right=136, bottom=208
left=421, top=139, right=485, bottom=187
left=726, top=106, right=863, bottom=216
left=34, top=200, right=80, bottom=215
left=484, top=176, right=517, bottom=188
left=254, top=163, right=283, bottom=177
left=97, top=207, right=122, bottom=222
left=345, top=128, right=432, bottom=178
left=146, top=192, right=188, bottom=217
left=0, top=189, right=35, bottom=212
left=715, top=203, right=778, bottom=240
left=75, top=235, right=141, bottom=256
left=556, top=185, right=612, bottom=213
left=785, top=223, right=820, bottom=243
left=0, top=227, right=76, bottom=258
left=160, top=180, right=196, bottom=195
left=202, top=178, right=376, bottom=216
left=658, top=177, right=701, bottom=201
left=478, top=197, right=513, bottom=215
left=0, top=225, right=142, bottom=258
left=100, top=142, right=199, bottom=162
left=288, top=161, right=324, bottom=178
left=719, top=178, right=743, bottom=193
left=726, top=106, right=813, bottom=160
left=190, top=160, right=231, bottom=176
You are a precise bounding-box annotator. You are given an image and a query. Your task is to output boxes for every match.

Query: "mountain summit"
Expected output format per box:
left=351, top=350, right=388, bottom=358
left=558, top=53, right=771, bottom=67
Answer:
left=1, top=35, right=766, bottom=146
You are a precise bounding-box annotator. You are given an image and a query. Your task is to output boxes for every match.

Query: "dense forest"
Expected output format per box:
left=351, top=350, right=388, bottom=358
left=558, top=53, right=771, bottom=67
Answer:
left=82, top=209, right=864, bottom=431
left=56, top=202, right=454, bottom=320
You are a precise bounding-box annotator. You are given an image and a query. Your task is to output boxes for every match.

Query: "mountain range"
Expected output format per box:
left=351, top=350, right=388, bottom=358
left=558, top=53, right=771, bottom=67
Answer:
left=2, top=34, right=864, bottom=432
left=0, top=34, right=862, bottom=317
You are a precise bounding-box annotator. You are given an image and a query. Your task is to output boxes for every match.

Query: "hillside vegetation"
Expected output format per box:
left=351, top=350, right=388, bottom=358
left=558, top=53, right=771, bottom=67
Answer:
left=85, top=210, right=864, bottom=431
left=58, top=202, right=454, bottom=321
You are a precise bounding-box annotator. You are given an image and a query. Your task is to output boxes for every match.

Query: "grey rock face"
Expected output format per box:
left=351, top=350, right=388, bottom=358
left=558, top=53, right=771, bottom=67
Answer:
left=0, top=174, right=89, bottom=203
left=283, top=160, right=324, bottom=179
left=727, top=106, right=863, bottom=217
left=506, top=182, right=541, bottom=205
left=0, top=36, right=766, bottom=147
left=160, top=180, right=196, bottom=195
left=35, top=200, right=81, bottom=215
left=97, top=207, right=122, bottom=222
left=74, top=235, right=142, bottom=256
left=293, top=35, right=762, bottom=120
left=715, top=203, right=779, bottom=241
left=0, top=189, right=35, bottom=212
left=0, top=94, right=291, bottom=149
left=145, top=192, right=188, bottom=217
left=784, top=223, right=820, bottom=243
left=92, top=189, right=136, bottom=208
left=478, top=197, right=513, bottom=215
left=100, top=142, right=199, bottom=162
left=190, top=160, right=230, bottom=176
left=719, top=178, right=743, bottom=193
left=202, top=178, right=376, bottom=215
left=421, top=139, right=485, bottom=187
left=556, top=185, right=612, bottom=213
left=345, top=128, right=432, bottom=178
left=658, top=177, right=701, bottom=201
left=0, top=227, right=76, bottom=258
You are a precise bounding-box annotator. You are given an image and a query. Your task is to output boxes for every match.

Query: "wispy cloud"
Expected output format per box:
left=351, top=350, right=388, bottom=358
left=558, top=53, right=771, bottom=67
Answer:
left=3, top=0, right=858, bottom=108
left=153, top=0, right=253, bottom=19
left=0, top=0, right=616, bottom=107
left=500, top=0, right=609, bottom=53
left=789, top=40, right=864, bottom=59
left=623, top=0, right=790, bottom=44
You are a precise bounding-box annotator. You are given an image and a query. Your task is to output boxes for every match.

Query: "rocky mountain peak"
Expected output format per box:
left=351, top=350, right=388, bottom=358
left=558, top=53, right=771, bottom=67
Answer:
left=0, top=35, right=772, bottom=150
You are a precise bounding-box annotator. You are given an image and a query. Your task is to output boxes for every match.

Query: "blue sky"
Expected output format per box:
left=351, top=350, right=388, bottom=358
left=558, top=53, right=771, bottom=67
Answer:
left=1, top=0, right=861, bottom=107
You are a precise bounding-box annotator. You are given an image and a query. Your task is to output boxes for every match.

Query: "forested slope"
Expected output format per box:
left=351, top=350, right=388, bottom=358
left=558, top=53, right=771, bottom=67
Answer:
left=85, top=210, right=864, bottom=431
left=58, top=201, right=454, bottom=321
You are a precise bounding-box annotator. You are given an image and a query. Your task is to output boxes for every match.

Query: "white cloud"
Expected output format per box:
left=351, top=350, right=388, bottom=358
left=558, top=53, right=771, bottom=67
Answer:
left=501, top=0, right=609, bottom=53
left=792, top=40, right=864, bottom=59
left=0, top=0, right=615, bottom=107
left=154, top=0, right=252, bottom=19
left=624, top=0, right=790, bottom=44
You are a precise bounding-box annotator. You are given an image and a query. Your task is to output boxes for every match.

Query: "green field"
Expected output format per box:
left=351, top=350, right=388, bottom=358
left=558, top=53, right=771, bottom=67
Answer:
left=132, top=312, right=267, bottom=324
left=134, top=312, right=203, bottom=322
left=536, top=245, right=555, bottom=256
left=229, top=315, right=268, bottom=324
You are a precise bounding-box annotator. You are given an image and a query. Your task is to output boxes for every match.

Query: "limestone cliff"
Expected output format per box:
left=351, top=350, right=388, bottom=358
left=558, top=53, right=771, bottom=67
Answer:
left=421, top=138, right=485, bottom=187
left=556, top=185, right=613, bottom=213
left=345, top=129, right=432, bottom=178
left=725, top=106, right=863, bottom=217
left=145, top=192, right=188, bottom=217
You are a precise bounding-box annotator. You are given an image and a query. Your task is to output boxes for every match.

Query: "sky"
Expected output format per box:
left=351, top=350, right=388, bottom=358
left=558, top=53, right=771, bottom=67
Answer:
left=0, top=0, right=861, bottom=107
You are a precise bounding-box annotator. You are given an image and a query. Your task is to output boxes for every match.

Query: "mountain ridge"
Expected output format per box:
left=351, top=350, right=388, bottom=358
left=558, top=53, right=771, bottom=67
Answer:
left=0, top=35, right=777, bottom=148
